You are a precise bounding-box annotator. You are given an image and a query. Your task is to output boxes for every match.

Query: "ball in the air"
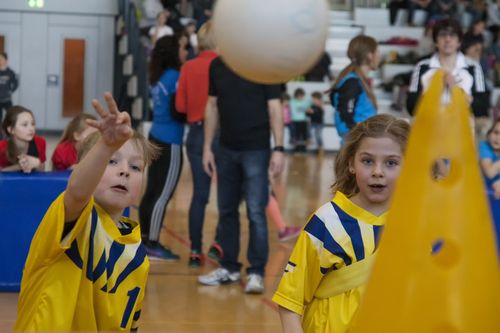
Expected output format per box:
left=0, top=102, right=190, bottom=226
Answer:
left=212, top=0, right=330, bottom=84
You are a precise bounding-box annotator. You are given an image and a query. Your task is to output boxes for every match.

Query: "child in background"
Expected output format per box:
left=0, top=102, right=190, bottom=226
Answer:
left=329, top=35, right=379, bottom=141
left=0, top=105, right=45, bottom=173
left=273, top=114, right=410, bottom=333
left=281, top=92, right=294, bottom=146
left=290, top=88, right=311, bottom=152
left=52, top=113, right=97, bottom=171
left=479, top=119, right=500, bottom=197
left=15, top=93, right=158, bottom=332
left=307, top=91, right=325, bottom=154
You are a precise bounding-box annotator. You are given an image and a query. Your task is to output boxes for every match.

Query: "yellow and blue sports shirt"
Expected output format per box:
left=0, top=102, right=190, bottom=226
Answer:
left=272, top=191, right=386, bottom=333
left=15, top=192, right=149, bottom=332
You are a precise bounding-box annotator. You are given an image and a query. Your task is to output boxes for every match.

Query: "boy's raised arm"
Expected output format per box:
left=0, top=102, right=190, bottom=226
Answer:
left=64, top=92, right=132, bottom=222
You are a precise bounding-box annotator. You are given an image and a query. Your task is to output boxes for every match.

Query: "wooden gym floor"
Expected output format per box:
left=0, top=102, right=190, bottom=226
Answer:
left=0, top=152, right=335, bottom=333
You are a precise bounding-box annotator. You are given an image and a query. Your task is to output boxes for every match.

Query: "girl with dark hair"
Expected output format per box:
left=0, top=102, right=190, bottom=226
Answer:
left=139, top=35, right=188, bottom=261
left=0, top=105, right=45, bottom=173
left=329, top=35, right=380, bottom=141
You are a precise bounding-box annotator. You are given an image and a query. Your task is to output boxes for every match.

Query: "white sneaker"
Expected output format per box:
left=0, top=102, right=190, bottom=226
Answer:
left=244, top=274, right=264, bottom=294
left=198, top=268, right=241, bottom=286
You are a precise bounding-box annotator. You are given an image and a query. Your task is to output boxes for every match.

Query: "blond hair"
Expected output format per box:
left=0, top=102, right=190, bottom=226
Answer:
left=197, top=20, right=216, bottom=52
left=59, top=113, right=97, bottom=144
left=77, top=131, right=159, bottom=166
left=332, top=114, right=410, bottom=196
left=330, top=35, right=378, bottom=109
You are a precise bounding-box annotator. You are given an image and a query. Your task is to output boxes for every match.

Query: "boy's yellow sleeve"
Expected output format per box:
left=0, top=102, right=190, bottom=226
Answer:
left=23, top=192, right=94, bottom=271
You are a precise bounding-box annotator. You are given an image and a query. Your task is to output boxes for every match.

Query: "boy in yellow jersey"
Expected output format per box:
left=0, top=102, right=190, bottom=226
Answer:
left=15, top=93, right=158, bottom=332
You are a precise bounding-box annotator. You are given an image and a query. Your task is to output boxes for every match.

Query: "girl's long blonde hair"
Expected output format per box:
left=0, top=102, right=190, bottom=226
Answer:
left=330, top=35, right=378, bottom=109
left=58, top=113, right=97, bottom=144
left=332, top=114, right=410, bottom=196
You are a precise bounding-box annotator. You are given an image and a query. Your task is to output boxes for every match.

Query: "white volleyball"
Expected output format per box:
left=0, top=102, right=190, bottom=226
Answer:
left=212, top=0, right=330, bottom=84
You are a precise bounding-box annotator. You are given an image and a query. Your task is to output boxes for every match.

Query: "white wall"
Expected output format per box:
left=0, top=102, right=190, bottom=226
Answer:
left=0, top=1, right=117, bottom=130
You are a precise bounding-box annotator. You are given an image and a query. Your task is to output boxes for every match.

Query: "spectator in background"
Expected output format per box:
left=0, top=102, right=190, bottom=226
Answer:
left=51, top=113, right=97, bottom=171
left=0, top=52, right=18, bottom=135
left=139, top=35, right=188, bottom=261
left=304, top=52, right=333, bottom=82
left=307, top=91, right=325, bottom=154
left=329, top=35, right=379, bottom=141
left=281, top=92, right=294, bottom=145
left=175, top=21, right=220, bottom=267
left=467, top=0, right=488, bottom=23
left=435, top=0, right=457, bottom=19
left=198, top=56, right=284, bottom=294
left=462, top=34, right=493, bottom=139
left=408, top=0, right=437, bottom=26
left=182, top=20, right=199, bottom=60
left=407, top=18, right=489, bottom=119
left=389, top=0, right=409, bottom=26
left=290, top=88, right=311, bottom=152
left=479, top=119, right=500, bottom=197
left=487, top=0, right=500, bottom=39
left=149, top=10, right=174, bottom=46
left=192, top=0, right=214, bottom=29
left=0, top=106, right=45, bottom=173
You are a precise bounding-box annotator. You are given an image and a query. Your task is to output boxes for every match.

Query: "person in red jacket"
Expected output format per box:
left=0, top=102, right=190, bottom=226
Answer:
left=0, top=105, right=46, bottom=173
left=51, top=113, right=97, bottom=171
left=176, top=21, right=220, bottom=267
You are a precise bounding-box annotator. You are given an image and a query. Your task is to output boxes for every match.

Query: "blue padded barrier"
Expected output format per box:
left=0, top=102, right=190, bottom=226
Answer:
left=0, top=171, right=131, bottom=291
left=0, top=171, right=70, bottom=291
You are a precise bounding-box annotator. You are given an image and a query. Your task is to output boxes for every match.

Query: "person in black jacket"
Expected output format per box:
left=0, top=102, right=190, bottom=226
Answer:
left=0, top=52, right=18, bottom=136
left=407, top=18, right=489, bottom=117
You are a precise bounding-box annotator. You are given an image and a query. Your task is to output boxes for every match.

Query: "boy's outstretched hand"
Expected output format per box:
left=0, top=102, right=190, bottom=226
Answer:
left=88, top=92, right=133, bottom=149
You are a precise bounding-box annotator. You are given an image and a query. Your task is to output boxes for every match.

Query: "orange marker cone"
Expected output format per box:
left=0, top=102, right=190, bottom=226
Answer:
left=351, top=70, right=500, bottom=332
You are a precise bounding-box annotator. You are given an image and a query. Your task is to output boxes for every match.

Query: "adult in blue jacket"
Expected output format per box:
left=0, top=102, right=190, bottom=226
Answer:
left=139, top=35, right=188, bottom=261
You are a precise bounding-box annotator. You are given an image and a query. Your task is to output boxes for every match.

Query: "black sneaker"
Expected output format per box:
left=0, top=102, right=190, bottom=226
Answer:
left=207, top=242, right=223, bottom=262
left=144, top=242, right=180, bottom=261
left=188, top=250, right=204, bottom=268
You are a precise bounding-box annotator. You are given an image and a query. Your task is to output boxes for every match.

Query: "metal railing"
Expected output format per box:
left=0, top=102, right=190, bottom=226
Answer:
left=115, top=0, right=150, bottom=126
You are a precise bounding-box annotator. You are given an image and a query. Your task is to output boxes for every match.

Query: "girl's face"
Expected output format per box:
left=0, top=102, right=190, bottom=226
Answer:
left=488, top=122, right=500, bottom=152
left=350, top=136, right=404, bottom=213
left=8, top=112, right=35, bottom=143
left=94, top=140, right=145, bottom=219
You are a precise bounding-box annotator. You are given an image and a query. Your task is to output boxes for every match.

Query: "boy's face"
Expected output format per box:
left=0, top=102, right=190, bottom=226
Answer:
left=94, top=140, right=145, bottom=216
left=435, top=29, right=461, bottom=56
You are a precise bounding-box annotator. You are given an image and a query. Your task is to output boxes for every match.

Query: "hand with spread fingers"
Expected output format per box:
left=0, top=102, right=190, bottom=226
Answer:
left=87, top=92, right=133, bottom=149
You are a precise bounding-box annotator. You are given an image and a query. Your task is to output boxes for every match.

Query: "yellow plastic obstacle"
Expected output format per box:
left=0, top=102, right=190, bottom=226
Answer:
left=351, top=70, right=500, bottom=332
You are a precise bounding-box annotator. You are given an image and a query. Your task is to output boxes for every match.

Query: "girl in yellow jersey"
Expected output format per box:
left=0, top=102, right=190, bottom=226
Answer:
left=15, top=93, right=158, bottom=332
left=272, top=114, right=410, bottom=333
